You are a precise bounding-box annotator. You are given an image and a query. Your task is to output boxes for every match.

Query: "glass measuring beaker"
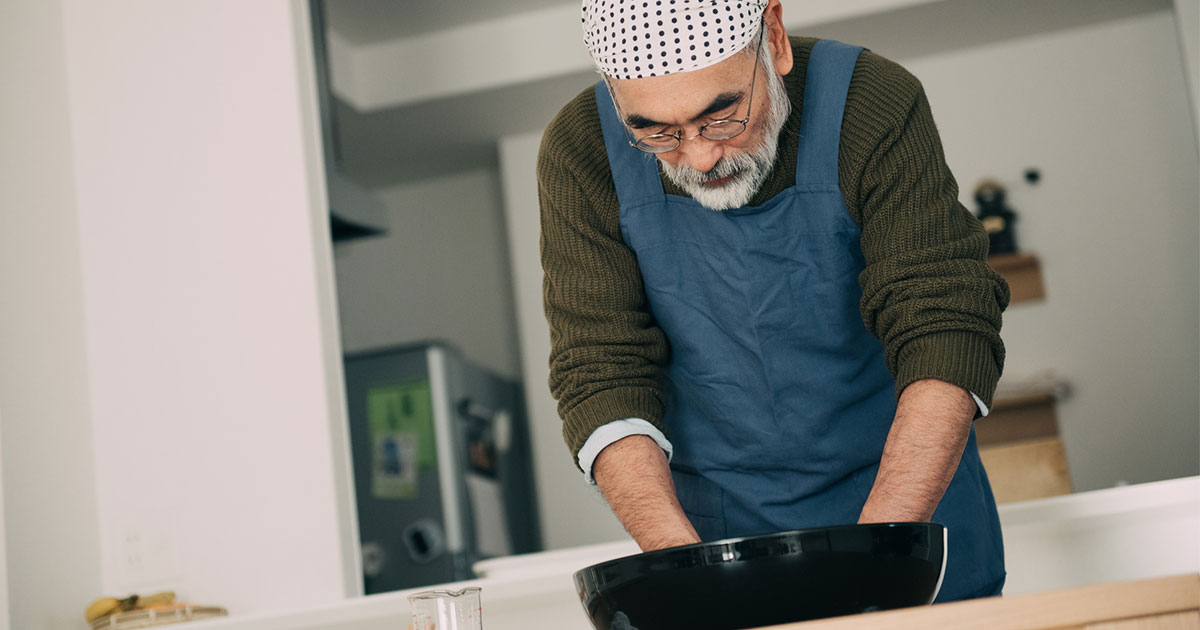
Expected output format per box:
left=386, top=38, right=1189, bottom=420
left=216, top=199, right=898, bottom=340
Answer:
left=408, top=586, right=483, bottom=630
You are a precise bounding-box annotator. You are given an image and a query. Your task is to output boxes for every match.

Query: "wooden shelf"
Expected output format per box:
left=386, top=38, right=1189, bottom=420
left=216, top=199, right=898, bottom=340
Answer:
left=979, top=438, right=1073, bottom=503
left=977, top=388, right=1059, bottom=447
left=977, top=379, right=1072, bottom=503
left=766, top=574, right=1200, bottom=630
left=988, top=252, right=1045, bottom=303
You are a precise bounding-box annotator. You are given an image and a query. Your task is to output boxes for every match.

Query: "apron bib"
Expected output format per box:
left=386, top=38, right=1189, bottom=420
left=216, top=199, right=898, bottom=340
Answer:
left=596, top=39, right=1004, bottom=601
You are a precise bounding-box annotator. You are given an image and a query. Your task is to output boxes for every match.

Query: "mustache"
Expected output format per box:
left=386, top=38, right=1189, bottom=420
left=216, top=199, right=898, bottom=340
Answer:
left=666, top=152, right=758, bottom=185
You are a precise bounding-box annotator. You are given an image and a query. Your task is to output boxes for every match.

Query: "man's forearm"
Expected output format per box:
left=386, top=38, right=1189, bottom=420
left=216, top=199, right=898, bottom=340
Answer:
left=592, top=434, right=701, bottom=551
left=859, top=378, right=975, bottom=523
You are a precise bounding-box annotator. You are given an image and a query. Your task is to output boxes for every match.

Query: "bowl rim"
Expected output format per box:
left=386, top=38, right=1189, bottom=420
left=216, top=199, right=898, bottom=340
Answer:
left=573, top=521, right=946, bottom=577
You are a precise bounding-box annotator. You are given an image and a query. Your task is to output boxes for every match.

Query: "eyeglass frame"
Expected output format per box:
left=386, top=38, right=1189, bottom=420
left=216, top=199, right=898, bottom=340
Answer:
left=621, top=18, right=767, bottom=154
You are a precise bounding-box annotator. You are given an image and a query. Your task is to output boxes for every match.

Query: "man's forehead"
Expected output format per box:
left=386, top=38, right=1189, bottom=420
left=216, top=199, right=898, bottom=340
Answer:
left=610, top=51, right=749, bottom=124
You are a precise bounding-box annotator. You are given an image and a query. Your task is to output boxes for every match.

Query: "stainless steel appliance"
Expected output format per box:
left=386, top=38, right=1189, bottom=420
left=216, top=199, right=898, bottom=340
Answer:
left=343, top=342, right=541, bottom=593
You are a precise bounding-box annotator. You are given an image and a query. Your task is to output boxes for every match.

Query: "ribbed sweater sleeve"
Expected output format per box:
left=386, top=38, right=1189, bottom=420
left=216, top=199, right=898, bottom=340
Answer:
left=537, top=37, right=1008, bottom=466
left=538, top=91, right=670, bottom=466
left=840, top=50, right=1010, bottom=408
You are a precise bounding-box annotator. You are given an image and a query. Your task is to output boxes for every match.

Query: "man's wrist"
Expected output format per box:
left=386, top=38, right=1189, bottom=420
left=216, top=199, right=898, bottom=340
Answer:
left=591, top=433, right=700, bottom=551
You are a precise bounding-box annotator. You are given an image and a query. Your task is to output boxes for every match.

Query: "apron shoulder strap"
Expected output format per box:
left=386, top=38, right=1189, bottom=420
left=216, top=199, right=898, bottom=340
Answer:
left=795, top=40, right=865, bottom=188
left=595, top=81, right=666, bottom=208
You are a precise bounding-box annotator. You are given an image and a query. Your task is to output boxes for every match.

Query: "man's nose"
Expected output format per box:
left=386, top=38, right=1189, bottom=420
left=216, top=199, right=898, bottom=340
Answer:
left=677, top=138, right=724, bottom=174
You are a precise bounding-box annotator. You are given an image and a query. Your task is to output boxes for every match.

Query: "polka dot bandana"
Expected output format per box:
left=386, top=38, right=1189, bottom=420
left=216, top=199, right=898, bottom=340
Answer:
left=582, top=0, right=768, bottom=79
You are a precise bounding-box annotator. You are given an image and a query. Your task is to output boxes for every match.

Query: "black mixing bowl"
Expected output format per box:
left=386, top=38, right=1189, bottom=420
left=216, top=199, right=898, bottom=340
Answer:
left=573, top=522, right=946, bottom=630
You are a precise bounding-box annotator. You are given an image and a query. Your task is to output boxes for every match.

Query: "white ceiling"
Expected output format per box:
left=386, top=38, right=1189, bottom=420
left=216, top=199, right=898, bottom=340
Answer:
left=321, top=0, right=595, bottom=187
left=333, top=70, right=596, bottom=187
left=324, top=0, right=574, bottom=45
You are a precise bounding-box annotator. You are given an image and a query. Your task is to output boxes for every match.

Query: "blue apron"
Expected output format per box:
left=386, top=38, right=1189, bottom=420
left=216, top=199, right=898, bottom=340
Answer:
left=595, top=39, right=1005, bottom=601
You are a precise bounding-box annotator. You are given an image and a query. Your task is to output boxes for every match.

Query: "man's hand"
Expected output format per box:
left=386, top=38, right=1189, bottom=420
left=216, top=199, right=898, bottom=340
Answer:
left=859, top=379, right=975, bottom=523
left=593, top=434, right=701, bottom=551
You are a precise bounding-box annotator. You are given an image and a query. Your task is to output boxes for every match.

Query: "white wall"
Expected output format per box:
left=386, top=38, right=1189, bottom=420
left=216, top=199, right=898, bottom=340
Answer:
left=0, top=420, right=7, bottom=630
left=895, top=10, right=1199, bottom=491
left=1174, top=0, right=1199, bottom=136
left=499, top=133, right=630, bottom=551
left=496, top=10, right=1200, bottom=550
left=62, top=0, right=357, bottom=609
left=0, top=0, right=105, bottom=627
left=2, top=1, right=360, bottom=626
left=333, top=169, right=523, bottom=380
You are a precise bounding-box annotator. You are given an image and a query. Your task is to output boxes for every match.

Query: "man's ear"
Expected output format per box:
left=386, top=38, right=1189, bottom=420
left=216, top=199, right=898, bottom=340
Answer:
left=764, top=0, right=793, bottom=76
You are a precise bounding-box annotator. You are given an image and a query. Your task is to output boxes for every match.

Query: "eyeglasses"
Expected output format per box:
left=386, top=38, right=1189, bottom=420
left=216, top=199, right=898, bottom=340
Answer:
left=626, top=20, right=765, bottom=154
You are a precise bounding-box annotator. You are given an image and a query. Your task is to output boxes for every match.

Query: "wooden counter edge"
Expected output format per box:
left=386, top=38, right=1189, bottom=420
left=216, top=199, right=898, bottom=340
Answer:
left=755, top=574, right=1200, bottom=630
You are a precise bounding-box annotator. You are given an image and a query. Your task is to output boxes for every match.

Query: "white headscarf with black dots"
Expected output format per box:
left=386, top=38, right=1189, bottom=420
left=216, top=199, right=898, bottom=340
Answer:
left=582, top=0, right=769, bottom=80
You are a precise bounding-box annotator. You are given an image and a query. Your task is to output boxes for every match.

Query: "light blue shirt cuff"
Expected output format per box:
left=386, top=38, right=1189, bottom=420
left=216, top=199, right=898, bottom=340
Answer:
left=971, top=392, right=990, bottom=417
left=578, top=418, right=673, bottom=485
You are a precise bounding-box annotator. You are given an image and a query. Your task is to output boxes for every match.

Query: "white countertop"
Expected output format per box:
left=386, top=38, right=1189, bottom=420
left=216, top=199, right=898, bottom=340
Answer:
left=179, top=476, right=1199, bottom=630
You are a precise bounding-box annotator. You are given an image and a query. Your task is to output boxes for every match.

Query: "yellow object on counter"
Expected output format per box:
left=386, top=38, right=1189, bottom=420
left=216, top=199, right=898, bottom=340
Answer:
left=84, top=591, right=176, bottom=625
left=87, top=604, right=228, bottom=629
left=84, top=597, right=127, bottom=624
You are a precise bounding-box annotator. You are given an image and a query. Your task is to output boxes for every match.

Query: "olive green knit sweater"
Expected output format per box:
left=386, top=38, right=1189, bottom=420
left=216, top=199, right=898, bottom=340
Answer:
left=538, top=36, right=1009, bottom=464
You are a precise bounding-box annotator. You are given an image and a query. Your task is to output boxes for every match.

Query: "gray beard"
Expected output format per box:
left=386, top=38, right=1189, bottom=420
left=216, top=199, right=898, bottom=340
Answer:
left=660, top=63, right=791, bottom=211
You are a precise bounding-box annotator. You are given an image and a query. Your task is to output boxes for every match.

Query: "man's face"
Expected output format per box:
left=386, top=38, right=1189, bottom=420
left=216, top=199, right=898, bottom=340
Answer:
left=609, top=41, right=789, bottom=210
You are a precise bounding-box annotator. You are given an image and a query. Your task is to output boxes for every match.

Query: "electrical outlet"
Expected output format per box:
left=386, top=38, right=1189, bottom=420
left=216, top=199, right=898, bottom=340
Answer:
left=123, top=527, right=145, bottom=576
left=118, top=525, right=178, bottom=591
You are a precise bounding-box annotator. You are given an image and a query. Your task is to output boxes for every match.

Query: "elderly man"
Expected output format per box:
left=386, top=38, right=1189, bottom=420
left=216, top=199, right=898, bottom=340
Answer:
left=537, top=0, right=1009, bottom=601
